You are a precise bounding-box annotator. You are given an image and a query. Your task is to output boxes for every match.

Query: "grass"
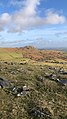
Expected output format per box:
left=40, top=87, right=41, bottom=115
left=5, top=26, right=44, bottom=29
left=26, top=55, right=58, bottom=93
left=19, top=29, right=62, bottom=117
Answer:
left=0, top=47, right=67, bottom=119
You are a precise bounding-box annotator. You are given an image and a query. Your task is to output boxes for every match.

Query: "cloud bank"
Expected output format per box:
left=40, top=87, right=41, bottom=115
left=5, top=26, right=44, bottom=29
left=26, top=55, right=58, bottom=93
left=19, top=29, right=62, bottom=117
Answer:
left=0, top=0, right=66, bottom=33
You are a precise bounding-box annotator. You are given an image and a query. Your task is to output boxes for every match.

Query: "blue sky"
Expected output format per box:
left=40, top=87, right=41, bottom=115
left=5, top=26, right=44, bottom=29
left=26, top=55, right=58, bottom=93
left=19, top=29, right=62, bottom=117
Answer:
left=0, top=0, right=67, bottom=48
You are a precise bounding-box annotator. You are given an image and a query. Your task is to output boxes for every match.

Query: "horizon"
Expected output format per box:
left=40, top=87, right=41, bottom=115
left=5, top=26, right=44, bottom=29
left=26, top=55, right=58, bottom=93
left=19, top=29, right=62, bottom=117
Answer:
left=0, top=45, right=67, bottom=51
left=0, top=0, right=67, bottom=48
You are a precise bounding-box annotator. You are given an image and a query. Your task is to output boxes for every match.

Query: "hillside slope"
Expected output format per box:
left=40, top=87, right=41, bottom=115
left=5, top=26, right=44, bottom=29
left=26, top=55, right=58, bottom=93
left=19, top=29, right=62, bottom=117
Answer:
left=0, top=46, right=67, bottom=62
left=0, top=46, right=67, bottom=119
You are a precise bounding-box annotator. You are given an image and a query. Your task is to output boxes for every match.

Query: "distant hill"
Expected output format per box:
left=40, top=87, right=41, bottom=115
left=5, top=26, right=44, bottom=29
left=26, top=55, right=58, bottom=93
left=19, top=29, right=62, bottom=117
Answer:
left=0, top=46, right=67, bottom=61
left=21, top=46, right=67, bottom=61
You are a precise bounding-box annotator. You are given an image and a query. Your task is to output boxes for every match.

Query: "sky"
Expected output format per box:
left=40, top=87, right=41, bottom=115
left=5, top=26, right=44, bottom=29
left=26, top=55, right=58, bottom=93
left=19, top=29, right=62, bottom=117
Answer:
left=0, top=0, right=67, bottom=48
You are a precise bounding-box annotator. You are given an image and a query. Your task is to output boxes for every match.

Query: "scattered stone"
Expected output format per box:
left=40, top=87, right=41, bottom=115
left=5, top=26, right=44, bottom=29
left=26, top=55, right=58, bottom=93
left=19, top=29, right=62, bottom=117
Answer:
left=37, top=76, right=44, bottom=82
left=4, top=62, right=8, bottom=64
left=10, top=62, right=13, bottom=65
left=45, top=73, right=57, bottom=81
left=23, top=85, right=29, bottom=91
left=16, top=68, right=24, bottom=73
left=59, top=68, right=67, bottom=74
left=57, top=79, right=67, bottom=86
left=17, top=93, right=21, bottom=97
left=49, top=67, right=60, bottom=72
left=31, top=108, right=42, bottom=117
left=11, top=85, right=30, bottom=96
left=0, top=77, right=11, bottom=88
left=19, top=62, right=27, bottom=65
left=51, top=74, right=57, bottom=80
left=45, top=73, right=66, bottom=86
left=61, top=71, right=67, bottom=75
left=11, top=71, right=16, bottom=75
left=30, top=107, right=52, bottom=118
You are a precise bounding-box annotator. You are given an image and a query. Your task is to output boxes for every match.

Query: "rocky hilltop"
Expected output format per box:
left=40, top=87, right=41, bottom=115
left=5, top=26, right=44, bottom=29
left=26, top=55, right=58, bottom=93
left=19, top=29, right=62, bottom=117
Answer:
left=0, top=46, right=67, bottom=62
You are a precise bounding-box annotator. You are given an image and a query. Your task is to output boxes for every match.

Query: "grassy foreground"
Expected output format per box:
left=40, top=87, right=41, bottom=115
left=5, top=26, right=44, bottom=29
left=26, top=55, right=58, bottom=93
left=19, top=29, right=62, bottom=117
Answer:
left=0, top=47, right=67, bottom=119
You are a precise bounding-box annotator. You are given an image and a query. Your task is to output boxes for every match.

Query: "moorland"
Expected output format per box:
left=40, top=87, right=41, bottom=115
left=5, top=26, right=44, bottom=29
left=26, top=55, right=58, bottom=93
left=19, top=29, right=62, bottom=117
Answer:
left=0, top=46, right=67, bottom=119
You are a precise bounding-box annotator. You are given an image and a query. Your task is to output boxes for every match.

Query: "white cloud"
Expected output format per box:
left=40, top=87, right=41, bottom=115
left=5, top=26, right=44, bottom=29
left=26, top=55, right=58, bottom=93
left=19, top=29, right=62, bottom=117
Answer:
left=0, top=13, right=11, bottom=31
left=8, top=0, right=41, bottom=32
left=0, top=0, right=66, bottom=33
left=44, top=10, right=66, bottom=24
